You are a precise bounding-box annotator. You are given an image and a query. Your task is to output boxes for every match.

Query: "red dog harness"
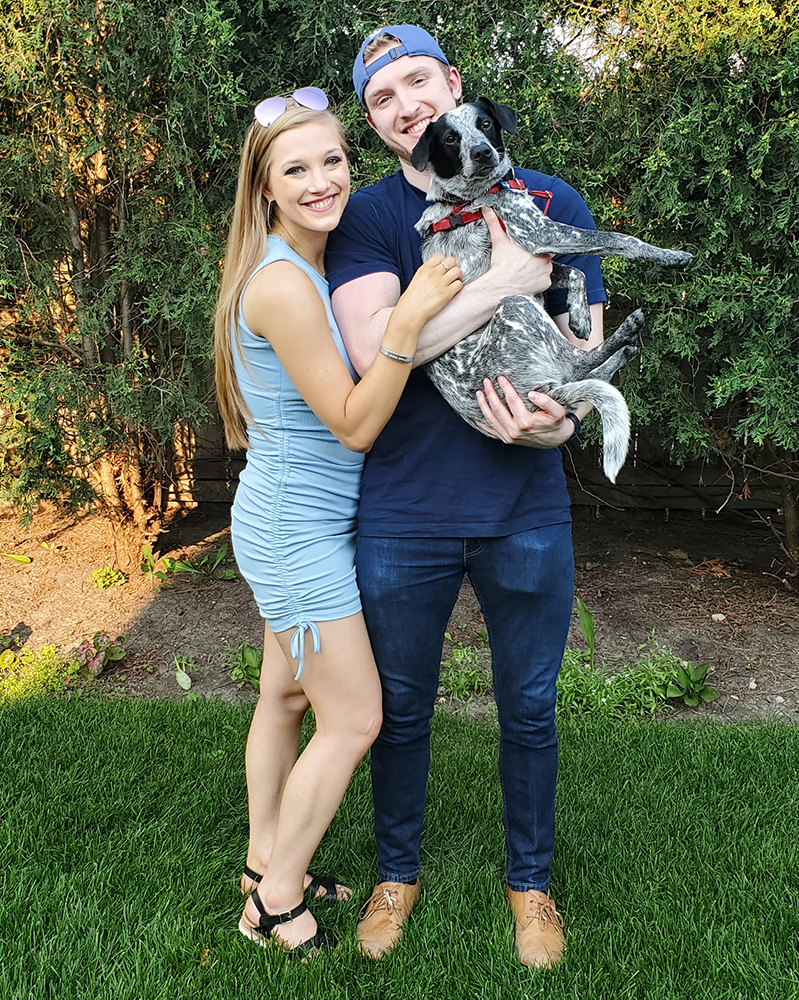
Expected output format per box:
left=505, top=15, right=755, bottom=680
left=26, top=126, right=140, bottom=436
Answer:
left=430, top=177, right=553, bottom=233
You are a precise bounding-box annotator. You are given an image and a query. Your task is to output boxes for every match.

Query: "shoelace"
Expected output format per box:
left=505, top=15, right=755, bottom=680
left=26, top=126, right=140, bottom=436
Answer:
left=522, top=895, right=563, bottom=931
left=360, top=887, right=399, bottom=920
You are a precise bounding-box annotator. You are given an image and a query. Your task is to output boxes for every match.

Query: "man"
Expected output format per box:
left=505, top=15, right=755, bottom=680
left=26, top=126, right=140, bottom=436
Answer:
left=325, top=24, right=606, bottom=969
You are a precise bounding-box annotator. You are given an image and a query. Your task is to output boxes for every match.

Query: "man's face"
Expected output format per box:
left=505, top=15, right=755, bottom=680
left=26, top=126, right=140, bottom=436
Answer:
left=362, top=48, right=462, bottom=164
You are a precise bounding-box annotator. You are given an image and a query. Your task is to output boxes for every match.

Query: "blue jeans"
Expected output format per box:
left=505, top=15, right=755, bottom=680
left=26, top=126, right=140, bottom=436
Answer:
left=355, top=524, right=574, bottom=893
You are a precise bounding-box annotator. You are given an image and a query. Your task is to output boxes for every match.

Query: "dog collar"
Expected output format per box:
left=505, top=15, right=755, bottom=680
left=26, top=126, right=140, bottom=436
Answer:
left=429, top=179, right=553, bottom=234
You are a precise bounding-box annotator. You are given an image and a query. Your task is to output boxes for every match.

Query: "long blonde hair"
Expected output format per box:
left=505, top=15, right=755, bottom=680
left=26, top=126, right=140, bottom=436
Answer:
left=214, top=101, right=349, bottom=450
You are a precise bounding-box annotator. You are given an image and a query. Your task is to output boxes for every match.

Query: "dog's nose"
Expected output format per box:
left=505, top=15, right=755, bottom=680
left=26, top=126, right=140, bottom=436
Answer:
left=470, top=143, right=495, bottom=165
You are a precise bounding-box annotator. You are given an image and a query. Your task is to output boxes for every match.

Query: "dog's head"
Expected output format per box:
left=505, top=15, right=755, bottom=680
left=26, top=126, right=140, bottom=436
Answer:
left=410, top=98, right=517, bottom=203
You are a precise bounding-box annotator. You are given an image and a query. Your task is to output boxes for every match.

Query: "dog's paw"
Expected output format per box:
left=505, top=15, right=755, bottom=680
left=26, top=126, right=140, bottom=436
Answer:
left=567, top=313, right=592, bottom=341
left=665, top=250, right=693, bottom=266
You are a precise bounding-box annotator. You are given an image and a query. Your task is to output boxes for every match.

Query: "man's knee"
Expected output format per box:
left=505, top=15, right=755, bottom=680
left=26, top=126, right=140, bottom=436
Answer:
left=497, top=684, right=558, bottom=746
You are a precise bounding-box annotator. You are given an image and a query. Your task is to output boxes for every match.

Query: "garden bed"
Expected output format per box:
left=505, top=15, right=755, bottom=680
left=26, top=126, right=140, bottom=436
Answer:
left=1, top=503, right=797, bottom=719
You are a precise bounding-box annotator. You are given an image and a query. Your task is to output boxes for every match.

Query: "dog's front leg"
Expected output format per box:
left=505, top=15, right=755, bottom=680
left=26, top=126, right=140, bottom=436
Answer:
left=550, top=263, right=591, bottom=341
left=507, top=211, right=693, bottom=267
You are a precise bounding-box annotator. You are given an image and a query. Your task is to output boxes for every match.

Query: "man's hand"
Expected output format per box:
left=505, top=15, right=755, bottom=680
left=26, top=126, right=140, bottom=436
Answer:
left=476, top=376, right=575, bottom=448
left=483, top=207, right=553, bottom=299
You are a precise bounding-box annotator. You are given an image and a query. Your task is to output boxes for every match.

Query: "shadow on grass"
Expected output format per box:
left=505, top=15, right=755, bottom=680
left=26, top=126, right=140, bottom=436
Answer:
left=2, top=699, right=798, bottom=1000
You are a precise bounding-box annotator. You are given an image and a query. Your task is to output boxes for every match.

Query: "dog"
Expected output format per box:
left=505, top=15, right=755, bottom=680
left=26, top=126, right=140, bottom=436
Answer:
left=410, top=98, right=693, bottom=481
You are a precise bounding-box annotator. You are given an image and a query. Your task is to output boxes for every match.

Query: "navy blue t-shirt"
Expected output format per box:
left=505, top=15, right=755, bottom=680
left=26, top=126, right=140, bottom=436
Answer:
left=325, top=169, right=606, bottom=538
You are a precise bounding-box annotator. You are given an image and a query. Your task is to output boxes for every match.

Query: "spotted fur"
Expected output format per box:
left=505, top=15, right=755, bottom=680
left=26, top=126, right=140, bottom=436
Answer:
left=411, top=99, right=693, bottom=482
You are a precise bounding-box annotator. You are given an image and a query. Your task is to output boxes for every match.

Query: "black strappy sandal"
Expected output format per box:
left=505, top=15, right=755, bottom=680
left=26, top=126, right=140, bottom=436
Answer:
left=238, top=887, right=337, bottom=959
left=242, top=864, right=348, bottom=902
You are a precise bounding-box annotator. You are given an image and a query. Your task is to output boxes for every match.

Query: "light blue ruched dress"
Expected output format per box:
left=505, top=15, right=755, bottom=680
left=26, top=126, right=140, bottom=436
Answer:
left=230, top=236, right=364, bottom=679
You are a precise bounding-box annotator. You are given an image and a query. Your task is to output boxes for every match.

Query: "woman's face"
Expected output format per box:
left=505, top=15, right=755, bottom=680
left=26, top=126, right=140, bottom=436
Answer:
left=265, top=121, right=350, bottom=236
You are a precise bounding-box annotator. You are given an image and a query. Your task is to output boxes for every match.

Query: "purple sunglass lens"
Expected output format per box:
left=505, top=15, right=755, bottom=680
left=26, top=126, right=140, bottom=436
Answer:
left=254, top=87, right=329, bottom=128
left=254, top=96, right=287, bottom=128
left=293, top=87, right=329, bottom=111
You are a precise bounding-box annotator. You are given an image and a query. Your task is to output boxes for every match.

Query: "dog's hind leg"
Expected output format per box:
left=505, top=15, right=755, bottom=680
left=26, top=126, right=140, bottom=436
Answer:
left=567, top=309, right=644, bottom=380
left=550, top=263, right=590, bottom=341
left=584, top=344, right=638, bottom=382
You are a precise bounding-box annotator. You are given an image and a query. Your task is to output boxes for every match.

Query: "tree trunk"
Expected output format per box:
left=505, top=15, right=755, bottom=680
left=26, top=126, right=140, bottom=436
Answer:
left=118, top=169, right=134, bottom=357
left=782, top=477, right=799, bottom=572
left=66, top=190, right=95, bottom=366
left=107, top=516, right=145, bottom=576
left=119, top=445, right=150, bottom=533
left=97, top=457, right=123, bottom=511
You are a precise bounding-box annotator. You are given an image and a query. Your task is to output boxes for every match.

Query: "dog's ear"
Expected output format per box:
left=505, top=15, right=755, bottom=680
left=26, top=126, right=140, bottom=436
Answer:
left=475, top=97, right=517, bottom=135
left=410, top=124, right=434, bottom=172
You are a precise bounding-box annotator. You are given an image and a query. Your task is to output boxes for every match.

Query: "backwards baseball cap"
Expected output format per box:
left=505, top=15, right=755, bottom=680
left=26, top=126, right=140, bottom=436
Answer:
left=353, top=24, right=450, bottom=103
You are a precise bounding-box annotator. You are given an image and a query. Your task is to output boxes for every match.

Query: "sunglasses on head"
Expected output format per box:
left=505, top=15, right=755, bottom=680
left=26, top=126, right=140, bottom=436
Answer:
left=254, top=87, right=329, bottom=128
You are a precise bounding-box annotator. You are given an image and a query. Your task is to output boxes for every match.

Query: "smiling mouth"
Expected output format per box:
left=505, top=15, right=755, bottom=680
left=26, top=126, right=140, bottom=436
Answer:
left=403, top=117, right=432, bottom=135
left=303, top=195, right=337, bottom=211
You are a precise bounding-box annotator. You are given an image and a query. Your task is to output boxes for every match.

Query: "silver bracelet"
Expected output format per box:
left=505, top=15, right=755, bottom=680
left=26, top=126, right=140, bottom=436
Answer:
left=379, top=345, right=414, bottom=364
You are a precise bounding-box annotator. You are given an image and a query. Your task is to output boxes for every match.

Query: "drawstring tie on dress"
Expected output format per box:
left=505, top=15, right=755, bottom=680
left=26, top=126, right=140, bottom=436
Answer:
left=290, top=621, right=321, bottom=681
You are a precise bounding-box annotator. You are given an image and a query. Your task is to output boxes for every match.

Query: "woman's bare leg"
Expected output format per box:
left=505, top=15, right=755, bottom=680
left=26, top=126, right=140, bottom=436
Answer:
left=242, top=612, right=382, bottom=948
left=242, top=624, right=309, bottom=887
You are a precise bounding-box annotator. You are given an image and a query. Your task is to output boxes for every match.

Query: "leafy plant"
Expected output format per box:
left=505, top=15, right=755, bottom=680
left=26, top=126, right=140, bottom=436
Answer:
left=0, top=645, right=80, bottom=700
left=439, top=646, right=493, bottom=702
left=558, top=645, right=671, bottom=720
left=139, top=544, right=169, bottom=589
left=174, top=655, right=198, bottom=692
left=0, top=633, right=19, bottom=655
left=160, top=544, right=237, bottom=584
left=659, top=661, right=719, bottom=708
left=227, top=643, right=263, bottom=690
left=74, top=632, right=127, bottom=677
left=92, top=567, right=126, bottom=590
left=1, top=552, right=32, bottom=564
left=575, top=597, right=597, bottom=670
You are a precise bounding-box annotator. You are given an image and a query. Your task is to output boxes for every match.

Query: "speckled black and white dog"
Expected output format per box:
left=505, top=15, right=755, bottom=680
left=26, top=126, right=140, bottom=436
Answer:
left=411, top=98, right=693, bottom=482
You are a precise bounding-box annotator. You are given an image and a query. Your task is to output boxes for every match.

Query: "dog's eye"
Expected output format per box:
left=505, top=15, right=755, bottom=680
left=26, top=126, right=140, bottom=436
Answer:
left=444, top=132, right=458, bottom=145
left=478, top=119, right=492, bottom=131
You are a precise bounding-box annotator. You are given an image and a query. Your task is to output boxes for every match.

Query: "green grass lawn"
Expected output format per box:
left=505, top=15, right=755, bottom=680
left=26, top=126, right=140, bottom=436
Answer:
left=2, top=698, right=798, bottom=1000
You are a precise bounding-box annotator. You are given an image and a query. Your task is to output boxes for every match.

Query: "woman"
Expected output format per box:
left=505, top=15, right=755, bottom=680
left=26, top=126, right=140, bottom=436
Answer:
left=213, top=88, right=461, bottom=957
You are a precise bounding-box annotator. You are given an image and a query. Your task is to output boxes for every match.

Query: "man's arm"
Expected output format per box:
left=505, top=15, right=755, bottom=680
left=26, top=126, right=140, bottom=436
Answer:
left=332, top=208, right=553, bottom=376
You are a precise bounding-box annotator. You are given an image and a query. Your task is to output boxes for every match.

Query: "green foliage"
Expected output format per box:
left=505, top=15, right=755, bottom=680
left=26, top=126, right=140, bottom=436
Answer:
left=558, top=0, right=799, bottom=507
left=659, top=660, right=720, bottom=707
left=558, top=644, right=673, bottom=720
left=160, top=543, right=237, bottom=583
left=0, top=633, right=19, bottom=654
left=227, top=642, right=263, bottom=690
left=74, top=632, right=127, bottom=677
left=139, top=543, right=161, bottom=588
left=91, top=566, right=125, bottom=590
left=439, top=646, right=493, bottom=702
left=438, top=620, right=720, bottom=717
left=0, top=645, right=80, bottom=700
left=1, top=0, right=239, bottom=523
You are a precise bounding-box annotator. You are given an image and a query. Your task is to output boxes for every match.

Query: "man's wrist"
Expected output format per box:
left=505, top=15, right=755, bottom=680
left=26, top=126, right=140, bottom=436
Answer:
left=563, top=412, right=581, bottom=439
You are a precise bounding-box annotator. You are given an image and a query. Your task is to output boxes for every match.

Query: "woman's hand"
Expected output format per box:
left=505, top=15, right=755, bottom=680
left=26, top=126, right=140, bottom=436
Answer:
left=393, top=254, right=463, bottom=330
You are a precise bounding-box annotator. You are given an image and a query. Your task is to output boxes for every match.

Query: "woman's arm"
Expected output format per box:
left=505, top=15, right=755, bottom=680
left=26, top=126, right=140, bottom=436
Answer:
left=242, top=255, right=461, bottom=453
left=331, top=208, right=554, bottom=375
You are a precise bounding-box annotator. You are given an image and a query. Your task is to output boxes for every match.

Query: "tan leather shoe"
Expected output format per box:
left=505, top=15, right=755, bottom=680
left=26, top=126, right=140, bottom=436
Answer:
left=357, top=880, right=420, bottom=959
left=505, top=887, right=565, bottom=969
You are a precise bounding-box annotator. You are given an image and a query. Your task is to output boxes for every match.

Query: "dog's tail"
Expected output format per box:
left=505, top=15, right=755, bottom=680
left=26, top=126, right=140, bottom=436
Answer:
left=550, top=380, right=631, bottom=483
